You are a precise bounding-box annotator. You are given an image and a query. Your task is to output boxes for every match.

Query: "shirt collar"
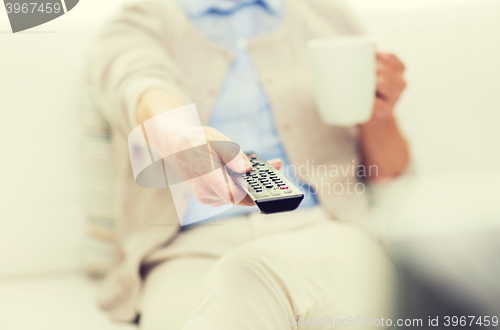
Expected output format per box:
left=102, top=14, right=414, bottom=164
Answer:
left=180, top=0, right=284, bottom=19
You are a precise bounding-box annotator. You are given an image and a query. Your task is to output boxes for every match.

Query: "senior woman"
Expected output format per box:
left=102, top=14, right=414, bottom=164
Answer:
left=88, top=0, right=408, bottom=328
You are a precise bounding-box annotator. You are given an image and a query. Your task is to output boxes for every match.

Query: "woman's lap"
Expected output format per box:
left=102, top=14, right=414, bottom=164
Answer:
left=139, top=208, right=396, bottom=330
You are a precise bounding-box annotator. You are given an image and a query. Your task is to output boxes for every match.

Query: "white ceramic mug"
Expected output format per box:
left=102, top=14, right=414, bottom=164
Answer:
left=308, top=35, right=376, bottom=126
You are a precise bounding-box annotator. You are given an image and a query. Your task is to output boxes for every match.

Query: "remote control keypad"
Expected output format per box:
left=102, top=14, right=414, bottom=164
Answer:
left=229, top=152, right=304, bottom=214
left=238, top=159, right=292, bottom=197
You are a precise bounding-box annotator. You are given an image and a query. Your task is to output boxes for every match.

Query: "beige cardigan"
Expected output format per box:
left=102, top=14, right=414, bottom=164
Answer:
left=88, top=0, right=368, bottom=322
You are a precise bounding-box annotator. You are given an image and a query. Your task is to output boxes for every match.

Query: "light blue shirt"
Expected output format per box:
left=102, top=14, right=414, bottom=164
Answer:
left=180, top=0, right=318, bottom=224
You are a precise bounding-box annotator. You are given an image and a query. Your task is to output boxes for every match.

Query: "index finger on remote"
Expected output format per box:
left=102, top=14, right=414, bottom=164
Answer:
left=268, top=159, right=283, bottom=171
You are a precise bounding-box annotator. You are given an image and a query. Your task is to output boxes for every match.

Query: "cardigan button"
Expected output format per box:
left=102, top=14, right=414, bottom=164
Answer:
left=237, top=37, right=248, bottom=49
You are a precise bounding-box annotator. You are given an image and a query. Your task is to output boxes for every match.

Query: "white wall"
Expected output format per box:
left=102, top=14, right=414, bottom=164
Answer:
left=347, top=0, right=500, bottom=175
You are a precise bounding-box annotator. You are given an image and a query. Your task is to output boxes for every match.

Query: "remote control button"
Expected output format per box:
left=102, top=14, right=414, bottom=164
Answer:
left=284, top=190, right=292, bottom=194
left=248, top=154, right=257, bottom=159
left=251, top=183, right=260, bottom=187
left=265, top=184, right=273, bottom=188
left=252, top=174, right=258, bottom=178
left=269, top=175, right=278, bottom=179
left=271, top=191, right=281, bottom=196
left=280, top=186, right=289, bottom=190
left=259, top=192, right=269, bottom=197
left=255, top=189, right=263, bottom=192
left=259, top=169, right=269, bottom=173
left=276, top=183, right=285, bottom=187
left=259, top=162, right=266, bottom=166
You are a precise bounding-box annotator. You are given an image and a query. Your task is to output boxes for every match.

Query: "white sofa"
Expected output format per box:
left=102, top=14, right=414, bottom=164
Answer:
left=1, top=0, right=499, bottom=328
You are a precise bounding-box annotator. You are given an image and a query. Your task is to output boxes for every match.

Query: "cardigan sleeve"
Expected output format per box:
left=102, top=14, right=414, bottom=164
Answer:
left=87, top=0, right=192, bottom=134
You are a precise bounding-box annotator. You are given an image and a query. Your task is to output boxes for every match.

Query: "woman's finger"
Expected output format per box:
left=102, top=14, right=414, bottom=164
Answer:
left=268, top=158, right=283, bottom=171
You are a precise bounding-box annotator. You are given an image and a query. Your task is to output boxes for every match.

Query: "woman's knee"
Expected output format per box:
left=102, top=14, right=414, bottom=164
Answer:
left=210, top=245, right=275, bottom=282
left=204, top=242, right=297, bottom=303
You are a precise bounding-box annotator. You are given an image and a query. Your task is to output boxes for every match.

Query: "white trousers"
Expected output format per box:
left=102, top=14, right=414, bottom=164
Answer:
left=139, top=207, right=396, bottom=330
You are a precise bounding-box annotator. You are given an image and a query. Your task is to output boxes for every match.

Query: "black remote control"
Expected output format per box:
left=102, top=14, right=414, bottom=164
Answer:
left=227, top=152, right=304, bottom=214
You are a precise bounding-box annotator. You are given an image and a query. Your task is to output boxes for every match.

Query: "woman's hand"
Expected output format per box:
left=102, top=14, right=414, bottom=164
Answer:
left=136, top=90, right=282, bottom=207
left=168, top=126, right=283, bottom=207
left=372, top=53, right=407, bottom=120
